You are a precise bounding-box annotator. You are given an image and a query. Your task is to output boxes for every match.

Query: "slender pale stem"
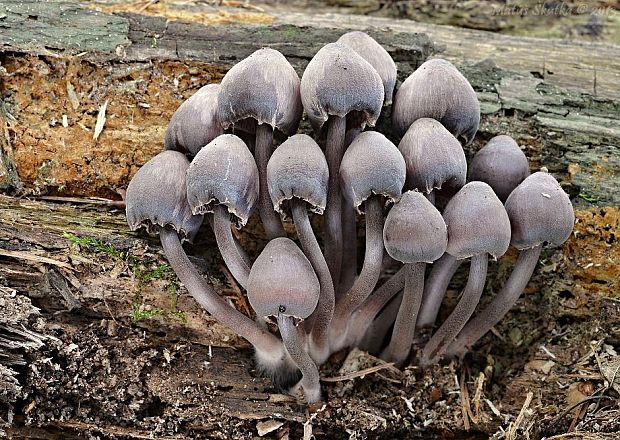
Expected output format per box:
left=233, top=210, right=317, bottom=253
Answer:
left=324, top=115, right=346, bottom=288
left=159, top=227, right=283, bottom=357
left=444, top=246, right=542, bottom=359
left=416, top=253, right=461, bottom=330
left=420, top=254, right=488, bottom=367
left=255, top=123, right=285, bottom=239
left=277, top=314, right=321, bottom=403
left=381, top=262, right=426, bottom=366
left=345, top=266, right=406, bottom=347
left=359, top=290, right=403, bottom=354
left=330, top=196, right=384, bottom=351
left=213, top=205, right=251, bottom=290
left=291, top=199, right=334, bottom=365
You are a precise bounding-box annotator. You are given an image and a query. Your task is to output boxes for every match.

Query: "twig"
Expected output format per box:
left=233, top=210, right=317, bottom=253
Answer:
left=37, top=195, right=125, bottom=208
left=507, top=391, right=533, bottom=440
left=321, top=362, right=397, bottom=382
left=137, top=0, right=159, bottom=13
left=0, top=249, right=74, bottom=271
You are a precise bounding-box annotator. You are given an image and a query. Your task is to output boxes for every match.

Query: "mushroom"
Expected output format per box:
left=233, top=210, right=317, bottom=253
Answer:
left=330, top=131, right=406, bottom=350
left=445, top=171, right=574, bottom=359
left=247, top=238, right=322, bottom=403
left=218, top=48, right=303, bottom=239
left=126, top=150, right=294, bottom=386
left=392, top=58, right=480, bottom=145
left=419, top=181, right=511, bottom=367
left=337, top=31, right=398, bottom=106
left=380, top=191, right=447, bottom=366
left=266, top=134, right=333, bottom=364
left=469, top=135, right=530, bottom=202
left=301, top=42, right=384, bottom=288
left=186, top=134, right=258, bottom=289
left=164, top=84, right=223, bottom=156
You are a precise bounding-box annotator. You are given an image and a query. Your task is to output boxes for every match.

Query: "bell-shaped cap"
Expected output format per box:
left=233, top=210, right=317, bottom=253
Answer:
left=301, top=42, right=384, bottom=135
left=398, top=118, right=467, bottom=194
left=186, top=134, right=258, bottom=228
left=126, top=150, right=203, bottom=242
left=469, top=135, right=530, bottom=202
left=340, top=131, right=406, bottom=213
left=164, top=84, right=224, bottom=156
left=217, top=48, right=302, bottom=136
left=267, top=134, right=328, bottom=216
left=383, top=191, right=447, bottom=264
left=505, top=171, right=574, bottom=250
left=392, top=58, right=480, bottom=145
left=443, top=181, right=511, bottom=260
left=337, top=31, right=397, bottom=106
left=247, top=238, right=320, bottom=319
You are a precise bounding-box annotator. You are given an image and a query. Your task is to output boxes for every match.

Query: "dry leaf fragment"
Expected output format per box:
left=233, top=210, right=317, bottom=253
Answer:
left=93, top=100, right=108, bottom=141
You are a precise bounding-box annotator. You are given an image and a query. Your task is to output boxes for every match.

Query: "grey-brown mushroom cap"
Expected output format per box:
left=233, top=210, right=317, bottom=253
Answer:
left=186, top=134, right=258, bottom=228
left=398, top=118, right=467, bottom=194
left=164, top=84, right=224, bottom=156
left=126, top=150, right=204, bottom=242
left=337, top=31, right=397, bottom=106
left=383, top=191, right=448, bottom=263
left=217, top=48, right=302, bottom=136
left=505, top=171, right=575, bottom=250
left=443, top=181, right=511, bottom=260
left=247, top=237, right=320, bottom=319
left=392, top=58, right=480, bottom=145
left=469, top=135, right=530, bottom=202
left=300, top=42, right=384, bottom=135
left=267, top=134, right=328, bottom=216
left=340, top=131, right=406, bottom=213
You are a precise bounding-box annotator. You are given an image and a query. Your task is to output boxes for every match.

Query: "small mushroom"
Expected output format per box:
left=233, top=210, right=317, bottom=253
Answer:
left=164, top=84, right=224, bottom=156
left=420, top=181, right=511, bottom=367
left=330, top=131, right=406, bottom=351
left=469, top=135, right=530, bottom=202
left=186, top=134, right=258, bottom=289
left=126, top=151, right=293, bottom=385
left=337, top=31, right=398, bottom=106
left=392, top=58, right=480, bottom=145
left=247, top=238, right=322, bottom=403
left=380, top=191, right=447, bottom=366
left=267, top=134, right=333, bottom=364
left=445, top=171, right=574, bottom=358
left=301, top=42, right=384, bottom=288
left=218, top=48, right=302, bottom=239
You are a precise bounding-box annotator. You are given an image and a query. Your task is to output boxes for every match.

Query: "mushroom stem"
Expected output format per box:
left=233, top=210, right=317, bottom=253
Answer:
left=425, top=191, right=436, bottom=205
left=277, top=314, right=322, bottom=403
left=444, top=245, right=542, bottom=359
left=416, top=253, right=461, bottom=330
left=324, top=114, right=346, bottom=288
left=159, top=227, right=286, bottom=361
left=256, top=123, right=286, bottom=239
left=381, top=262, right=426, bottom=366
left=345, top=266, right=406, bottom=347
left=291, top=199, right=334, bottom=364
left=213, top=205, right=251, bottom=289
left=419, top=254, right=488, bottom=367
left=331, top=196, right=384, bottom=350
left=360, top=290, right=403, bottom=354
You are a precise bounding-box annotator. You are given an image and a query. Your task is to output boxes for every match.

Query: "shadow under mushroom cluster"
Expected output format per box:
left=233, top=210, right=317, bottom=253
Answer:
left=124, top=31, right=575, bottom=404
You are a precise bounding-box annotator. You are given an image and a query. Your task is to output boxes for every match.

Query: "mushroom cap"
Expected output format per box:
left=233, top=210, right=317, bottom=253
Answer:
left=392, top=58, right=480, bottom=145
left=383, top=191, right=448, bottom=264
left=126, top=150, right=203, bottom=242
left=247, top=237, right=320, bottom=319
left=337, top=31, right=397, bottom=106
left=442, top=181, right=511, bottom=259
left=300, top=42, right=384, bottom=135
left=186, top=134, right=258, bottom=228
left=340, top=131, right=406, bottom=213
left=164, top=84, right=224, bottom=156
left=398, top=118, right=467, bottom=194
left=217, top=48, right=302, bottom=136
left=505, top=171, right=574, bottom=250
left=469, top=135, right=530, bottom=202
left=267, top=134, right=328, bottom=216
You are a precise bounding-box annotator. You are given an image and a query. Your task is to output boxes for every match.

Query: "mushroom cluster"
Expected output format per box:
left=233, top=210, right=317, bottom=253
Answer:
left=125, top=32, right=574, bottom=403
